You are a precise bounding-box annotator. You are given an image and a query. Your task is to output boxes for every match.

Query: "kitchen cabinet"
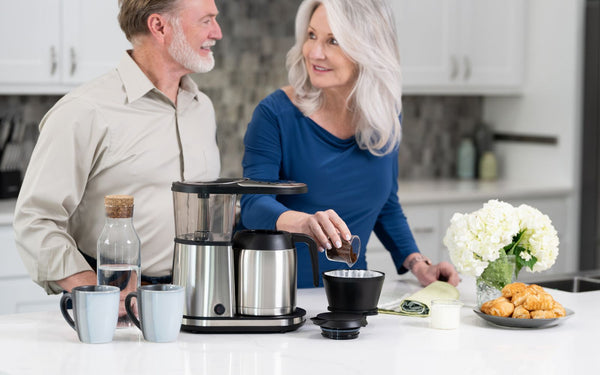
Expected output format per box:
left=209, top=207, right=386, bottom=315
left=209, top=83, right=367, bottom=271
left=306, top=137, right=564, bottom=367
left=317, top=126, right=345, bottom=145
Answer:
left=0, top=0, right=130, bottom=94
left=0, top=224, right=60, bottom=315
left=391, top=0, right=525, bottom=94
left=367, top=194, right=570, bottom=279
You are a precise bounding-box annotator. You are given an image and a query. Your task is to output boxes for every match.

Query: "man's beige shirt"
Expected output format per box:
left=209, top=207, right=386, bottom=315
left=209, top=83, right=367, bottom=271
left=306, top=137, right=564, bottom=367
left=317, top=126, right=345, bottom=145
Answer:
left=14, top=52, right=220, bottom=294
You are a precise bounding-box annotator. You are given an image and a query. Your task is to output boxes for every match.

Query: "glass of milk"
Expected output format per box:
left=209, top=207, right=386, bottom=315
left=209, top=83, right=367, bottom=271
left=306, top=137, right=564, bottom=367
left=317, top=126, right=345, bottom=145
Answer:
left=430, top=299, right=463, bottom=329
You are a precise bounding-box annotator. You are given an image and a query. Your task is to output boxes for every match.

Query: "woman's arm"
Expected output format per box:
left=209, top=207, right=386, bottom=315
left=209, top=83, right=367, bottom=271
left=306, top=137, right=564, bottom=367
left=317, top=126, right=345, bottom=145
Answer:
left=240, top=95, right=351, bottom=251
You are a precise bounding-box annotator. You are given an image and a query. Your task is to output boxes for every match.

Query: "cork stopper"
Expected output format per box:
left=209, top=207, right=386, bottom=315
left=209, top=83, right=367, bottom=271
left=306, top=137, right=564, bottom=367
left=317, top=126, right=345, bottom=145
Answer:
left=104, top=195, right=134, bottom=218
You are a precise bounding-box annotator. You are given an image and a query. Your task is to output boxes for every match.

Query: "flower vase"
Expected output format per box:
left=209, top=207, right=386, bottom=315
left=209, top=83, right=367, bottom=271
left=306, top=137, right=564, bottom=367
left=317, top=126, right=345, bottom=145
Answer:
left=476, top=254, right=516, bottom=307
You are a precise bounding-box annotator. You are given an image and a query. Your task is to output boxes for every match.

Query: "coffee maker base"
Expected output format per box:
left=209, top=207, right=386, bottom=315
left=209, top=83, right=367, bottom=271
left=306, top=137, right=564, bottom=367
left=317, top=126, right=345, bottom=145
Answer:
left=181, top=308, right=307, bottom=333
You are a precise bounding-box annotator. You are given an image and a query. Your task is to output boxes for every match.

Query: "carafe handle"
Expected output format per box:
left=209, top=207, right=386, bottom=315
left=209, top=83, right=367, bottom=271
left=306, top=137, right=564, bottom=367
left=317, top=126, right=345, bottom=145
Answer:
left=291, top=233, right=320, bottom=287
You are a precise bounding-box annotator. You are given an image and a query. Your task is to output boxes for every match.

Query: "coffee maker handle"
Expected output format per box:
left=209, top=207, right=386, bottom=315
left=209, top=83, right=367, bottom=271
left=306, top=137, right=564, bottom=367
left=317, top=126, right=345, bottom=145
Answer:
left=291, top=233, right=320, bottom=287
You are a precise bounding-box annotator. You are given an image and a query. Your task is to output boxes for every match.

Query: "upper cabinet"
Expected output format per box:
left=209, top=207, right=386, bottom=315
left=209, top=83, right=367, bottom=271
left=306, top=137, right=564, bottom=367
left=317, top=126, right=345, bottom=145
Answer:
left=0, top=0, right=131, bottom=95
left=391, top=0, right=526, bottom=95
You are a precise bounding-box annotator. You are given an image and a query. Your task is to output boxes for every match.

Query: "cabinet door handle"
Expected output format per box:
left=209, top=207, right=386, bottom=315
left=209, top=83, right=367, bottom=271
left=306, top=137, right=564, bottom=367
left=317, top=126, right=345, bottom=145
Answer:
left=463, top=56, right=472, bottom=80
left=412, top=227, right=435, bottom=234
left=450, top=55, right=459, bottom=80
left=70, top=47, right=77, bottom=76
left=50, top=46, right=58, bottom=76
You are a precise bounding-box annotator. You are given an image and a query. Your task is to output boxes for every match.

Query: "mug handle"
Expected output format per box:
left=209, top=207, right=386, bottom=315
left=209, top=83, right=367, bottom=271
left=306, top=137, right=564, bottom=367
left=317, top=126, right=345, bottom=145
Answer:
left=59, top=293, right=76, bottom=331
left=125, top=291, right=142, bottom=330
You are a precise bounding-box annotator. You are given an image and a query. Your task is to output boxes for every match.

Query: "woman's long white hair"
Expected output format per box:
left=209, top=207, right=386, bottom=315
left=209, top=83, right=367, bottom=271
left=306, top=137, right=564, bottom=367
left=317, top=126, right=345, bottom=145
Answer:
left=286, top=0, right=402, bottom=156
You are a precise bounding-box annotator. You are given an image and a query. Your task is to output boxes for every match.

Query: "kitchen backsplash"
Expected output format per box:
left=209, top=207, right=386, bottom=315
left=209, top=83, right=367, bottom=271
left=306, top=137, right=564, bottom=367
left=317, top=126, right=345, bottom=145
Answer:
left=0, top=0, right=484, bottom=181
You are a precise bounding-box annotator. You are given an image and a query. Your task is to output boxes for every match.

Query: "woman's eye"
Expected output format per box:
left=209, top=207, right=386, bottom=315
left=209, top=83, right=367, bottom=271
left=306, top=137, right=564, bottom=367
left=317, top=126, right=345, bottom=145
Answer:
left=330, top=38, right=338, bottom=45
left=307, top=31, right=316, bottom=39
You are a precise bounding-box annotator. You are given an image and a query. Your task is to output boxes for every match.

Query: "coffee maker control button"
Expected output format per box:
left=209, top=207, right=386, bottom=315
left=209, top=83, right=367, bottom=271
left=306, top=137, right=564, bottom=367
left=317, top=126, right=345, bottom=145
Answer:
left=214, top=304, right=226, bottom=315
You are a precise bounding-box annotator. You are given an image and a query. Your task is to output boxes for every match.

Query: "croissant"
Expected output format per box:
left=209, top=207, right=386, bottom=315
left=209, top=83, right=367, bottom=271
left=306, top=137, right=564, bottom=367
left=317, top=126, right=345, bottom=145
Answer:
left=523, top=293, right=554, bottom=311
left=512, top=305, right=531, bottom=319
left=511, top=288, right=533, bottom=306
left=527, top=284, right=546, bottom=295
left=502, top=282, right=527, bottom=298
left=481, top=296, right=514, bottom=317
left=512, top=284, right=544, bottom=306
left=531, top=310, right=556, bottom=319
left=551, top=301, right=566, bottom=318
left=480, top=282, right=566, bottom=320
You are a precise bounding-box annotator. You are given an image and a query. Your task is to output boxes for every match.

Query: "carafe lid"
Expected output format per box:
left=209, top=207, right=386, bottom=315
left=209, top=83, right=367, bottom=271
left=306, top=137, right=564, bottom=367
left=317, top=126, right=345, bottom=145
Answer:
left=233, top=230, right=293, bottom=250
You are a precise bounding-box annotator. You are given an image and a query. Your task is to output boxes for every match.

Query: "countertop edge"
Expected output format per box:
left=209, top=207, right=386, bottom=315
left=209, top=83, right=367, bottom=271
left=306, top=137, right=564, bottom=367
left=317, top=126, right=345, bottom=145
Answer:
left=397, top=179, right=573, bottom=205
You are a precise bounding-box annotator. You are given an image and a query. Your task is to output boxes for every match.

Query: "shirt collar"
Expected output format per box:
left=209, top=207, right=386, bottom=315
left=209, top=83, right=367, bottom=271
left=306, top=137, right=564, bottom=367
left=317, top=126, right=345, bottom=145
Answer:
left=117, top=50, right=202, bottom=104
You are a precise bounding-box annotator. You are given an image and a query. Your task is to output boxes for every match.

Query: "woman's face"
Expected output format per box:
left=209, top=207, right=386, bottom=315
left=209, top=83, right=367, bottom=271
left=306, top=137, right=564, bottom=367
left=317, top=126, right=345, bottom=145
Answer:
left=302, top=5, right=357, bottom=94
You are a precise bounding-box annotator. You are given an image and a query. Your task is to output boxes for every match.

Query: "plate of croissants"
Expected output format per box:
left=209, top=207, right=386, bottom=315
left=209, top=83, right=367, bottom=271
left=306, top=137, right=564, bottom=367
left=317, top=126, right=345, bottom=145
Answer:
left=473, top=282, right=574, bottom=328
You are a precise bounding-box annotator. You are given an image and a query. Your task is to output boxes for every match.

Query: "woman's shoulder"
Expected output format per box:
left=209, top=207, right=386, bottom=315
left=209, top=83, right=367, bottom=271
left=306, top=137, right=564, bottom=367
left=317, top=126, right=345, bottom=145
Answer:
left=258, top=86, right=297, bottom=114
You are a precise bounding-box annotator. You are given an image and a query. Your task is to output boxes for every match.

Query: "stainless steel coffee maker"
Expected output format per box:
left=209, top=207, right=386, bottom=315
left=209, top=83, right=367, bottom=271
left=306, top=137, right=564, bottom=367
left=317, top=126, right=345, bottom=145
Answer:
left=171, top=178, right=319, bottom=333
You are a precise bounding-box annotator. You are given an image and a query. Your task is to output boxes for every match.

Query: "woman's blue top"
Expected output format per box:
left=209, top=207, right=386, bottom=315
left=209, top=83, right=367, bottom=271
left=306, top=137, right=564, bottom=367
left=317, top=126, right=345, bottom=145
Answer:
left=240, top=89, right=419, bottom=288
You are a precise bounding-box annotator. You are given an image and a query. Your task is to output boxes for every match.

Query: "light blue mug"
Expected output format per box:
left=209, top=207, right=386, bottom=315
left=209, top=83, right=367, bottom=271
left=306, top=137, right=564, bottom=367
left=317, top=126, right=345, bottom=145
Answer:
left=125, top=284, right=184, bottom=343
left=60, top=285, right=120, bottom=344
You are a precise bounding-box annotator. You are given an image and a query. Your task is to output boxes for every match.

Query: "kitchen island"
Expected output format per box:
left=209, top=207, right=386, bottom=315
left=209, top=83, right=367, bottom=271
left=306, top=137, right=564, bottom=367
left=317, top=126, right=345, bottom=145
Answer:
left=0, top=275, right=595, bottom=375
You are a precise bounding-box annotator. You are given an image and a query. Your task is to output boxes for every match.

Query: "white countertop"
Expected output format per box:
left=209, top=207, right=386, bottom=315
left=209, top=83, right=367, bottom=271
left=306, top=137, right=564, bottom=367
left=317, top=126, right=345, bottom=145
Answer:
left=0, top=275, right=595, bottom=375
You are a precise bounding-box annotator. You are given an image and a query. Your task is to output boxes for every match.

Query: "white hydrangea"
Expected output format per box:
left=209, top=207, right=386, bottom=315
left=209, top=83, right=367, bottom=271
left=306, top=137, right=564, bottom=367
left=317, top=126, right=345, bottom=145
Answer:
left=516, top=204, right=559, bottom=272
left=442, top=199, right=559, bottom=276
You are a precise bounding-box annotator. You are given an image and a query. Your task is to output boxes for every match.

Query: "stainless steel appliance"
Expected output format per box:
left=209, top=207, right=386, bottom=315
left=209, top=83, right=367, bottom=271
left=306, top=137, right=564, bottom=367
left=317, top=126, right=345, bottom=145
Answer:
left=171, top=178, right=318, bottom=333
left=233, top=230, right=319, bottom=316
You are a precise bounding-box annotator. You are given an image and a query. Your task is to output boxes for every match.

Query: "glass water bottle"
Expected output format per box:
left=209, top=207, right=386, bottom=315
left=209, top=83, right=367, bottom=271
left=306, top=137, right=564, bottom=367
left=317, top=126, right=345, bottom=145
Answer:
left=97, top=194, right=141, bottom=328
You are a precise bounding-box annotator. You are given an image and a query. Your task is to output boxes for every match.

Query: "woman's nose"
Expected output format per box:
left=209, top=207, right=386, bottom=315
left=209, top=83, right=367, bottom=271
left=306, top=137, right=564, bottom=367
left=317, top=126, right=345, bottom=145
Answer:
left=308, top=43, right=325, bottom=59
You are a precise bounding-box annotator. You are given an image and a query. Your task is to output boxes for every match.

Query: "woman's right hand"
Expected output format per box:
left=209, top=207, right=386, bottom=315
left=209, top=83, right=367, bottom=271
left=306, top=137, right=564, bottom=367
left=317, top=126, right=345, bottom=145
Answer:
left=276, top=209, right=352, bottom=252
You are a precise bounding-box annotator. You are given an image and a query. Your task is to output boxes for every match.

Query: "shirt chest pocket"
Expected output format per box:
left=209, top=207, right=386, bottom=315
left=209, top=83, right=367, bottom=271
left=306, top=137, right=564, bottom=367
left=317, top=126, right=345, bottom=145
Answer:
left=106, top=123, right=182, bottom=182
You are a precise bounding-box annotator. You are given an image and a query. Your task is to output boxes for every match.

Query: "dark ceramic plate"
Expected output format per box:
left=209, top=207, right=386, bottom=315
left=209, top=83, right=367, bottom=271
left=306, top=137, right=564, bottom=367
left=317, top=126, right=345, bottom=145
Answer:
left=473, top=308, right=574, bottom=329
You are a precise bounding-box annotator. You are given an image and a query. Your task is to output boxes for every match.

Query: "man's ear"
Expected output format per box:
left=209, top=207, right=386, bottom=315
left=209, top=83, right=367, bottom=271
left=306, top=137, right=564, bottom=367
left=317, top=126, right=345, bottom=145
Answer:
left=147, top=13, right=170, bottom=43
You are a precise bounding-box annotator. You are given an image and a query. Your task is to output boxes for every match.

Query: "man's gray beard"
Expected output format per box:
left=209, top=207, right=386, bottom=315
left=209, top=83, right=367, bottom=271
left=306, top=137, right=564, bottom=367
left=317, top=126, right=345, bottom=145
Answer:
left=168, top=18, right=215, bottom=73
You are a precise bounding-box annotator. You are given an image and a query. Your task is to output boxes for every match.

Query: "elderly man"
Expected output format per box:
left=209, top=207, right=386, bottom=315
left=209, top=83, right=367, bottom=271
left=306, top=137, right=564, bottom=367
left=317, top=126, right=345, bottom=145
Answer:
left=14, top=0, right=222, bottom=301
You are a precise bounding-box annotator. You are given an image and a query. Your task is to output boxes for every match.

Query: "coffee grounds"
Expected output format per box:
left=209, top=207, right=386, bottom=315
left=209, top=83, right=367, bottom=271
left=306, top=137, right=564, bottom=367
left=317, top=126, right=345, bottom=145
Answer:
left=326, top=238, right=357, bottom=266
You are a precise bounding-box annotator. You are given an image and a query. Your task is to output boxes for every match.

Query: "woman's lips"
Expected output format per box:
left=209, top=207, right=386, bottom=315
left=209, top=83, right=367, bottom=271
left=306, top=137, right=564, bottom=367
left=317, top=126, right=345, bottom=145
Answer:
left=312, top=64, right=331, bottom=72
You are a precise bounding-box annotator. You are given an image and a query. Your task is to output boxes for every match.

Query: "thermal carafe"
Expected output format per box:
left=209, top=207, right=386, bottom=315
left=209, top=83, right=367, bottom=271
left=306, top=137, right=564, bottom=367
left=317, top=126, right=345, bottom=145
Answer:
left=233, top=230, right=319, bottom=316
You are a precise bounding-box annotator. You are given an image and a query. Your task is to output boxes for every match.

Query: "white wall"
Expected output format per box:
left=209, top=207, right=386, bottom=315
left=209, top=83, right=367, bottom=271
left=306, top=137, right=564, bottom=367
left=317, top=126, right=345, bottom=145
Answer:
left=482, top=0, right=585, bottom=186
left=482, top=0, right=585, bottom=271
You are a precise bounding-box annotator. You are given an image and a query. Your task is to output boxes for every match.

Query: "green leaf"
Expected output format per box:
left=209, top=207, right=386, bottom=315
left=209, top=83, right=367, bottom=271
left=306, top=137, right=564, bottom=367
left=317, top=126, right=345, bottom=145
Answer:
left=504, top=230, right=526, bottom=256
left=513, top=246, right=537, bottom=275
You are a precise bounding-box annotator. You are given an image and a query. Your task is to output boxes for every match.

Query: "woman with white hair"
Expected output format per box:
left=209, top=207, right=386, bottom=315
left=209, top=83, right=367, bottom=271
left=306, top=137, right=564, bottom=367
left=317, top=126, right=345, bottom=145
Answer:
left=240, top=0, right=459, bottom=288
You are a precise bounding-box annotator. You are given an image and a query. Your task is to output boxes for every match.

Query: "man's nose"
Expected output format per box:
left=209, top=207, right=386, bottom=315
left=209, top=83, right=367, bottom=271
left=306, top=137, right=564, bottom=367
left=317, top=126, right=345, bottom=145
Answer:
left=210, top=19, right=223, bottom=40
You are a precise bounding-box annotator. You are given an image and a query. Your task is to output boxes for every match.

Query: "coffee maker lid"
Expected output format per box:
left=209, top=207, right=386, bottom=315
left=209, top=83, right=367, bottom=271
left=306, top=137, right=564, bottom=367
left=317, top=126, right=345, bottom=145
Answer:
left=172, top=178, right=307, bottom=195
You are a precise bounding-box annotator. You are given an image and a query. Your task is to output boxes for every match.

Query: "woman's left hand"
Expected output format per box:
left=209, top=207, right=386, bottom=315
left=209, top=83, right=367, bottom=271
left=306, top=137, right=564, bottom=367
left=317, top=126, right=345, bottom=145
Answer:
left=411, top=260, right=460, bottom=287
